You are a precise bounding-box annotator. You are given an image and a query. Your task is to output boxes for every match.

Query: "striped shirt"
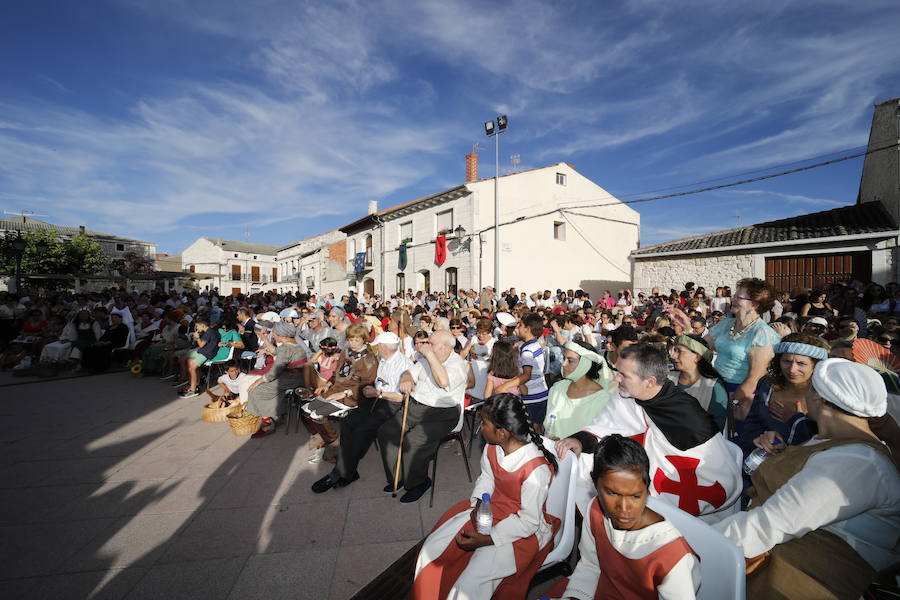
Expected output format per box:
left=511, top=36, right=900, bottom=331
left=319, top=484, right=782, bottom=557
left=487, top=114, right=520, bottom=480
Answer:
left=519, top=339, right=548, bottom=404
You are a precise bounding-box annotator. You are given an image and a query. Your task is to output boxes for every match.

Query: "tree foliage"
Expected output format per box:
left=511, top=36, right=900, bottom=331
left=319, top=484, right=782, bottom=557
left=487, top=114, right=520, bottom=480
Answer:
left=0, top=230, right=106, bottom=276
left=108, top=251, right=155, bottom=275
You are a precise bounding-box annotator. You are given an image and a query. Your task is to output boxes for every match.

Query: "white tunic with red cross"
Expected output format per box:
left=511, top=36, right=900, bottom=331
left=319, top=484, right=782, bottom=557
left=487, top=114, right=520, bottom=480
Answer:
left=575, top=390, right=741, bottom=524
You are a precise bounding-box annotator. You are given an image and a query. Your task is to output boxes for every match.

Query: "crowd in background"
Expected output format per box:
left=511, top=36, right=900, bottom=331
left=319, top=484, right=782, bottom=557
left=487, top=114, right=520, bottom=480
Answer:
left=0, top=277, right=898, bottom=598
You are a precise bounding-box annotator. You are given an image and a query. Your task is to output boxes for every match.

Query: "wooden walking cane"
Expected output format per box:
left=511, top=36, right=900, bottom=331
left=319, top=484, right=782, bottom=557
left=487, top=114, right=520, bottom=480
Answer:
left=391, top=391, right=411, bottom=497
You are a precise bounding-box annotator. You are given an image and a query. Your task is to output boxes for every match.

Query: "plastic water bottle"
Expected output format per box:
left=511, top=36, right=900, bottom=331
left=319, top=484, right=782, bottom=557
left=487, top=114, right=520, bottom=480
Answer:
left=743, top=436, right=782, bottom=475
left=546, top=414, right=558, bottom=439
left=476, top=493, right=493, bottom=535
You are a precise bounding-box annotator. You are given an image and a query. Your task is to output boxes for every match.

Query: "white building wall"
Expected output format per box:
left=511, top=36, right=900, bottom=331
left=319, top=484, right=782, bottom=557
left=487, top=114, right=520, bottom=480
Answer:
left=470, top=163, right=639, bottom=297
left=181, top=237, right=278, bottom=295
left=633, top=253, right=755, bottom=295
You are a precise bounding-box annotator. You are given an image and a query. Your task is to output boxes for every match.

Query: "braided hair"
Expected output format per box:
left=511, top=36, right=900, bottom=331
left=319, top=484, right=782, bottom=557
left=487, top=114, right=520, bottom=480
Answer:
left=482, top=393, right=558, bottom=473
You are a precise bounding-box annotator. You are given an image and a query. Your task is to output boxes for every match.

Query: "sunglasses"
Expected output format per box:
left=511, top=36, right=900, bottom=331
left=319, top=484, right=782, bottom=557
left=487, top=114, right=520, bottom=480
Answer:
left=877, top=337, right=896, bottom=345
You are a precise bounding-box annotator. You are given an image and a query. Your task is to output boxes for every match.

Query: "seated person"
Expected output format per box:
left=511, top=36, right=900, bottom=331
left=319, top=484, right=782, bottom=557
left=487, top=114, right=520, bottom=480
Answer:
left=667, top=334, right=729, bottom=432
left=301, top=324, right=378, bottom=462
left=556, top=343, right=741, bottom=522
left=302, top=336, right=342, bottom=392
left=245, top=322, right=308, bottom=437
left=735, top=333, right=828, bottom=455
left=483, top=340, right=526, bottom=398
left=716, top=359, right=900, bottom=600
left=80, top=312, right=130, bottom=372
left=206, top=360, right=245, bottom=402
left=411, top=393, right=559, bottom=599
left=543, top=340, right=613, bottom=441
left=175, top=318, right=219, bottom=398
left=547, top=434, right=700, bottom=600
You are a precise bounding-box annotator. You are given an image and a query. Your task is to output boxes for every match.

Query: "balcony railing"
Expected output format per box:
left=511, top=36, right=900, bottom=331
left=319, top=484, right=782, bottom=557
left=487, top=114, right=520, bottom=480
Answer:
left=230, top=274, right=271, bottom=284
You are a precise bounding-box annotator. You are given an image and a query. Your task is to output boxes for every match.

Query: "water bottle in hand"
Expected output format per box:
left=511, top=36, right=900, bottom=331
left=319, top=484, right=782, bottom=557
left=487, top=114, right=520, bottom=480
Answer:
left=476, top=493, right=493, bottom=535
left=743, top=436, right=783, bottom=475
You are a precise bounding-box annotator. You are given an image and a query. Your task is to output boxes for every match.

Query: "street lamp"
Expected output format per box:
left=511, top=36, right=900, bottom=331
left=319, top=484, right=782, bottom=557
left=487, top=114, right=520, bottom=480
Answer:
left=453, top=225, right=466, bottom=239
left=484, top=115, right=507, bottom=292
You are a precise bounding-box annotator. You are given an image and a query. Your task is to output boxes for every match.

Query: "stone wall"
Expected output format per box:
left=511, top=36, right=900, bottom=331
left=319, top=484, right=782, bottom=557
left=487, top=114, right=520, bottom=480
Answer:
left=632, top=253, right=754, bottom=294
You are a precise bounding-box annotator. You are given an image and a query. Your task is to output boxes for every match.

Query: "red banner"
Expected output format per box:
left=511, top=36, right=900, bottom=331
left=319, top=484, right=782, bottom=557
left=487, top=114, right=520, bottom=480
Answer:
left=435, top=234, right=447, bottom=266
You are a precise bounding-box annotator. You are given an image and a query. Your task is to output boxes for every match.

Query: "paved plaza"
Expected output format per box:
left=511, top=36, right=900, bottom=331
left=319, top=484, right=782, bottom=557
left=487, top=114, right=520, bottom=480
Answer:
left=0, top=371, right=477, bottom=599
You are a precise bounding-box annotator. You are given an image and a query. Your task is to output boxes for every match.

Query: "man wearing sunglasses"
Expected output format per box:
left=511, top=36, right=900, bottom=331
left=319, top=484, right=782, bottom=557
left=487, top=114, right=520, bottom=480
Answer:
left=300, top=309, right=333, bottom=353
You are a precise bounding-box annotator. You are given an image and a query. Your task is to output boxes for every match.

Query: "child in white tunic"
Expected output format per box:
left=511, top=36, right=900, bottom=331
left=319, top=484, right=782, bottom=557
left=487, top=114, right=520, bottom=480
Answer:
left=412, top=393, right=558, bottom=600
left=549, top=434, right=700, bottom=600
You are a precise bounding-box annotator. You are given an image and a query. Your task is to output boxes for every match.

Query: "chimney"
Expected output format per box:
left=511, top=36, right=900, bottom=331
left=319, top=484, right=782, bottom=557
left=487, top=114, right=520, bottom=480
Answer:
left=466, top=153, right=479, bottom=183
left=79, top=225, right=85, bottom=235
left=367, top=200, right=378, bottom=215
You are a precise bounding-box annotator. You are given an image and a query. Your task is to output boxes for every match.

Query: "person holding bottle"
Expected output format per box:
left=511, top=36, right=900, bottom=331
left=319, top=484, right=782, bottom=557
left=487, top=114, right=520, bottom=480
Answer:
left=411, top=393, right=558, bottom=600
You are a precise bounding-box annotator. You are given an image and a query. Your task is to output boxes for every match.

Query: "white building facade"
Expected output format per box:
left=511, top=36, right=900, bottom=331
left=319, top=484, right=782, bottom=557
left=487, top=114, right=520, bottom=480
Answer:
left=340, top=161, right=639, bottom=299
left=276, top=230, right=346, bottom=294
left=181, top=237, right=281, bottom=296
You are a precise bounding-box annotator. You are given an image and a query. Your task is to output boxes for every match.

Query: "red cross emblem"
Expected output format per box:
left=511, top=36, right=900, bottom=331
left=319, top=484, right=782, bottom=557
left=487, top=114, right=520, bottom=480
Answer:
left=652, top=455, right=726, bottom=515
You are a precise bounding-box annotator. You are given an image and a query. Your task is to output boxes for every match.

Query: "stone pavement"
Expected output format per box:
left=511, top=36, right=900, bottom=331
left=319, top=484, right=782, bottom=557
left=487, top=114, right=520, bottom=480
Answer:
left=0, top=372, right=478, bottom=599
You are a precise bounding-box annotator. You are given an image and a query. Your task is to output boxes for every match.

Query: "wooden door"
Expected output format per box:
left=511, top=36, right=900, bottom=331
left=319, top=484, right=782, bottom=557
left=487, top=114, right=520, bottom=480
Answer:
left=251, top=266, right=260, bottom=282
left=231, top=288, right=241, bottom=296
left=765, top=251, right=871, bottom=291
left=231, top=264, right=241, bottom=281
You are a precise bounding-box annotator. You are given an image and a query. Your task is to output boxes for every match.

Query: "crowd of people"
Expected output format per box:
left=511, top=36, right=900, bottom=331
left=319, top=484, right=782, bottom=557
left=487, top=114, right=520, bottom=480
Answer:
left=0, top=277, right=898, bottom=599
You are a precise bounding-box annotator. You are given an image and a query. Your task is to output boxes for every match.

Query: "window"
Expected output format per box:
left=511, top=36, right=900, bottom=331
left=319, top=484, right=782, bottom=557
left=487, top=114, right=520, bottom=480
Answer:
left=365, top=234, right=373, bottom=266
left=253, top=255, right=257, bottom=260
left=271, top=268, right=277, bottom=283
left=234, top=253, right=238, bottom=258
left=553, top=221, right=566, bottom=241
left=231, top=264, right=241, bottom=281
left=189, top=265, right=195, bottom=273
left=399, top=221, right=413, bottom=243
left=396, top=273, right=405, bottom=295
left=116, top=243, right=125, bottom=252
left=555, top=172, right=566, bottom=186
left=446, top=267, right=458, bottom=295
left=251, top=266, right=260, bottom=282
left=436, top=210, right=453, bottom=235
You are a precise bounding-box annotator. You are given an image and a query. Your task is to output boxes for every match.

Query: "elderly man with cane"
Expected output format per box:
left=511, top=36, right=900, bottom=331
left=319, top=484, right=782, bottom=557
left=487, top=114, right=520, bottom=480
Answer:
left=310, top=331, right=412, bottom=493
left=378, top=329, right=469, bottom=503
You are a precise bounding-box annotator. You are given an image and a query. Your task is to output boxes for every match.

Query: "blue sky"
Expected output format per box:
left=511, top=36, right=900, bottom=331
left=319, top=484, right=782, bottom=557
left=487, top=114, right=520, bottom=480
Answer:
left=1, top=0, right=898, bottom=255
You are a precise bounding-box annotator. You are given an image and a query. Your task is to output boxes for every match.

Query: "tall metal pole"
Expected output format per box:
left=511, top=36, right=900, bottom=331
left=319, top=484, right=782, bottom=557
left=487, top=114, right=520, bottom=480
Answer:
left=494, top=130, right=500, bottom=293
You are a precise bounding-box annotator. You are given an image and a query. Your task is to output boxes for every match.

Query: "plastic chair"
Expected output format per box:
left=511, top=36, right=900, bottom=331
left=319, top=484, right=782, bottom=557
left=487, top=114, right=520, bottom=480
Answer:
left=428, top=410, right=473, bottom=508
left=537, top=436, right=579, bottom=574
left=203, top=346, right=235, bottom=389
left=646, top=496, right=747, bottom=600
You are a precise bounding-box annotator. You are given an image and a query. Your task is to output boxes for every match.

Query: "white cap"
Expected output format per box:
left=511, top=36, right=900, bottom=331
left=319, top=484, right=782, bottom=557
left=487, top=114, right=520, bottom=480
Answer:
left=279, top=308, right=299, bottom=319
left=812, top=358, right=887, bottom=417
left=496, top=312, right=517, bottom=327
left=258, top=311, right=280, bottom=322
left=373, top=332, right=400, bottom=345
left=807, top=316, right=829, bottom=327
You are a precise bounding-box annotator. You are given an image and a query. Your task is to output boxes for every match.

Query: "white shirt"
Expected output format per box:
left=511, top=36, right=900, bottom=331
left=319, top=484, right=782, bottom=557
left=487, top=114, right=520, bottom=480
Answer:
left=714, top=439, right=900, bottom=571
left=408, top=351, right=468, bottom=409
left=217, top=372, right=246, bottom=395
left=376, top=349, right=412, bottom=393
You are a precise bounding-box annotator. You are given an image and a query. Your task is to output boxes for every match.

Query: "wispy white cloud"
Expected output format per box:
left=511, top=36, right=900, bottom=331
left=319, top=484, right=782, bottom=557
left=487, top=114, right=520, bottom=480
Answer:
left=727, top=189, right=847, bottom=208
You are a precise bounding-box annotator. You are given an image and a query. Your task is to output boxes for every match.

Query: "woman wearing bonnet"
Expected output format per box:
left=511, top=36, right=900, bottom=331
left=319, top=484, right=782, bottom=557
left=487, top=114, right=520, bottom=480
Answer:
left=714, top=359, right=900, bottom=600
left=542, top=340, right=613, bottom=441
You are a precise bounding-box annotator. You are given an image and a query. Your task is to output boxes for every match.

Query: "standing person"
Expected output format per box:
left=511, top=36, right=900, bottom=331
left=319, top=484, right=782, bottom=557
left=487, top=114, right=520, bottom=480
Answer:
left=711, top=287, right=730, bottom=314
left=411, top=393, right=558, bottom=600
left=556, top=343, right=741, bottom=522
left=547, top=435, right=700, bottom=599
left=377, top=330, right=468, bottom=503
left=515, top=313, right=550, bottom=423
left=311, top=332, right=413, bottom=493
left=672, top=278, right=780, bottom=422
left=715, top=359, right=900, bottom=600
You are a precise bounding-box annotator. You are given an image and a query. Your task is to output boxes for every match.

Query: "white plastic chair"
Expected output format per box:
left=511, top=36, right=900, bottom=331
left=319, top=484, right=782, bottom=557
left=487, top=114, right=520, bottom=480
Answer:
left=204, top=346, right=235, bottom=389
left=538, top=436, right=579, bottom=572
left=647, top=496, right=746, bottom=600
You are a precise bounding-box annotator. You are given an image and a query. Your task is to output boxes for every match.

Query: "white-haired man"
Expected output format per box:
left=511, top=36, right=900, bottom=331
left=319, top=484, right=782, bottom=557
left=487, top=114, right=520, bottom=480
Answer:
left=378, top=329, right=468, bottom=502
left=312, top=331, right=412, bottom=493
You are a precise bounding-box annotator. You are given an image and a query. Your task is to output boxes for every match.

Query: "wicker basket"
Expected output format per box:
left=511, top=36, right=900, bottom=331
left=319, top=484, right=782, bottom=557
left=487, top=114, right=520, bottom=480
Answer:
left=202, top=399, right=240, bottom=423
left=227, top=410, right=261, bottom=436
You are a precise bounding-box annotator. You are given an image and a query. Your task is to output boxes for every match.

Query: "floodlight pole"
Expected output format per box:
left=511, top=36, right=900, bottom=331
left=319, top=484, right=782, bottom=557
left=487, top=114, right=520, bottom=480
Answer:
left=494, top=128, right=500, bottom=293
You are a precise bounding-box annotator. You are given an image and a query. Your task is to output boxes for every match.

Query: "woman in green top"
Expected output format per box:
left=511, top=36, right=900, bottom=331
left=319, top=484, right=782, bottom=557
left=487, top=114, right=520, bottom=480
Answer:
left=542, top=340, right=613, bottom=440
left=213, top=317, right=244, bottom=362
left=668, top=334, right=729, bottom=433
